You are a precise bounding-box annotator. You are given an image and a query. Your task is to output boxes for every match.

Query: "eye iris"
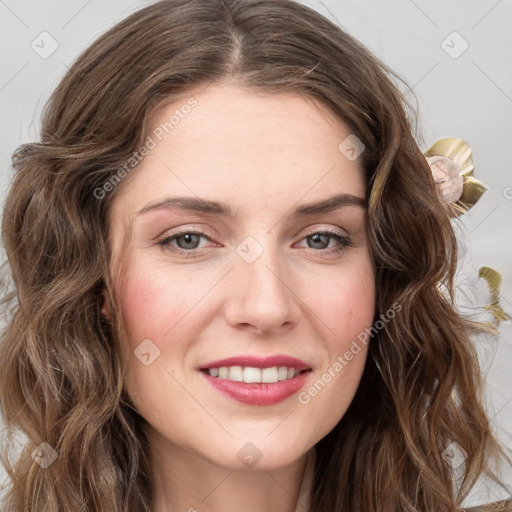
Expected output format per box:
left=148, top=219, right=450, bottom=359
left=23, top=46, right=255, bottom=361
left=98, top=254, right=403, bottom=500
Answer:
left=167, top=231, right=342, bottom=252
left=308, top=233, right=329, bottom=249
left=177, top=233, right=200, bottom=249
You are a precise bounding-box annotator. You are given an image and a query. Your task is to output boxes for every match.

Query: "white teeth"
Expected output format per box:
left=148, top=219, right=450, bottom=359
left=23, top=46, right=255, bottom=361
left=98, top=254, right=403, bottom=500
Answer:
left=261, top=367, right=278, bottom=383
left=278, top=366, right=288, bottom=380
left=228, top=366, right=243, bottom=382
left=206, top=365, right=305, bottom=383
left=243, top=367, right=261, bottom=383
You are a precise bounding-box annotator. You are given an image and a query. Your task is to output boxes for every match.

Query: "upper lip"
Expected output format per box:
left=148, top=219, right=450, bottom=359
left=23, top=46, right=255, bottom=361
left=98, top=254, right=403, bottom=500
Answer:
left=198, top=355, right=311, bottom=371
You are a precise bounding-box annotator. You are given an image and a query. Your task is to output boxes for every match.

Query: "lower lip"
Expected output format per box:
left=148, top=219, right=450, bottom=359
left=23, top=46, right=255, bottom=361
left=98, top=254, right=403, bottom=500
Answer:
left=200, top=370, right=311, bottom=406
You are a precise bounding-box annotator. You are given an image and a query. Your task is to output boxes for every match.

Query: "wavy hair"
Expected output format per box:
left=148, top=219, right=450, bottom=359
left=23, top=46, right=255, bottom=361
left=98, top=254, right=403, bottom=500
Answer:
left=1, top=0, right=510, bottom=510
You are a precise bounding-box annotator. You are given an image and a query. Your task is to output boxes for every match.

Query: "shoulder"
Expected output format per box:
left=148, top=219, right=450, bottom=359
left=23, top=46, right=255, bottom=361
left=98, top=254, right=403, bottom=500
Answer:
left=462, top=499, right=512, bottom=511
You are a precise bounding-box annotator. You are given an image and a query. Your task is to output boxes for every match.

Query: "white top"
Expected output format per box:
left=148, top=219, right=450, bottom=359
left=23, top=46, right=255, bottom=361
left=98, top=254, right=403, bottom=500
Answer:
left=293, top=446, right=316, bottom=512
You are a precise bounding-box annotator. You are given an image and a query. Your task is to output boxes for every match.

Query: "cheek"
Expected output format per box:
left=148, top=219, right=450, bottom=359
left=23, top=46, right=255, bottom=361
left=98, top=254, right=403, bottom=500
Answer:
left=296, top=265, right=375, bottom=438
left=335, top=267, right=375, bottom=372
left=115, top=261, right=200, bottom=349
left=300, top=259, right=375, bottom=382
left=307, top=258, right=376, bottom=345
left=325, top=279, right=374, bottom=379
left=114, top=263, right=202, bottom=425
left=117, top=276, right=167, bottom=347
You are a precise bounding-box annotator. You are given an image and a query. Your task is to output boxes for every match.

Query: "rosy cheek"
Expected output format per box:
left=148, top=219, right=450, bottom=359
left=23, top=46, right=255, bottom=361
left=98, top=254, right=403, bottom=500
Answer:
left=116, top=270, right=177, bottom=348
left=329, top=273, right=375, bottom=343
left=116, top=260, right=213, bottom=352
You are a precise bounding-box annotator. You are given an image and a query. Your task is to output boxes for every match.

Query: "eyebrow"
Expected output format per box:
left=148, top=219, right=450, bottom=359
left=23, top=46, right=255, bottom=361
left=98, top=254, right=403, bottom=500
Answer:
left=135, top=193, right=367, bottom=218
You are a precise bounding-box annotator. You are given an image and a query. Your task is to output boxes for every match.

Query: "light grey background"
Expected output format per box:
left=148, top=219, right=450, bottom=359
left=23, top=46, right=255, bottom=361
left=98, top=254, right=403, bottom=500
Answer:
left=1, top=0, right=511, bottom=506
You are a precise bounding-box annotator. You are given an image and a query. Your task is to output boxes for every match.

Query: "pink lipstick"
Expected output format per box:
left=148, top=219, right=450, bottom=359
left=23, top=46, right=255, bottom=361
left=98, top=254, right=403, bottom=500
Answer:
left=198, top=354, right=312, bottom=406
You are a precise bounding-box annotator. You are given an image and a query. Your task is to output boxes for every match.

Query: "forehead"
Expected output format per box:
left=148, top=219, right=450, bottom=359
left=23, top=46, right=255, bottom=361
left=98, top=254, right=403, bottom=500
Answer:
left=110, top=84, right=366, bottom=223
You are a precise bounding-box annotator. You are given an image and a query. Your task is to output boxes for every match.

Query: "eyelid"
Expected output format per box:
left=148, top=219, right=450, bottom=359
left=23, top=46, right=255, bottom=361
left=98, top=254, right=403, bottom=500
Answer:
left=299, top=224, right=349, bottom=238
left=156, top=223, right=352, bottom=260
left=156, top=224, right=218, bottom=241
left=157, top=223, right=349, bottom=244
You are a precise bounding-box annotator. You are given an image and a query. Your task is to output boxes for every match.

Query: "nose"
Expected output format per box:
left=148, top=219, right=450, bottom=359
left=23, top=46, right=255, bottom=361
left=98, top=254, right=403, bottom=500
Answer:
left=224, top=239, right=301, bottom=335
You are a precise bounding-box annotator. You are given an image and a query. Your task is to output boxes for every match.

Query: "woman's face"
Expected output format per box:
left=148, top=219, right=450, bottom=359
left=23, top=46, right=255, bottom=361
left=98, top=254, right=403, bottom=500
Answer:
left=107, top=83, right=376, bottom=470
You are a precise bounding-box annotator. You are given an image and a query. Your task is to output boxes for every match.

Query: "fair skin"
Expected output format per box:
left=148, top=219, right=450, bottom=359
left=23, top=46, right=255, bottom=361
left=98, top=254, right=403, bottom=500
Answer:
left=105, top=82, right=376, bottom=512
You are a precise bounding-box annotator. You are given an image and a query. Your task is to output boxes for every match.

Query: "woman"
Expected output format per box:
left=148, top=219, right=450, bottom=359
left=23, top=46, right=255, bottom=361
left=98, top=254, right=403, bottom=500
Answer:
left=1, top=0, right=510, bottom=510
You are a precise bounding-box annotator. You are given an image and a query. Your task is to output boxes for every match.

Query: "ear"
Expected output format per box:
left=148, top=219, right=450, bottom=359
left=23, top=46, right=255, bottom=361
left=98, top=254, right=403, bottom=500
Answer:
left=101, top=289, right=112, bottom=321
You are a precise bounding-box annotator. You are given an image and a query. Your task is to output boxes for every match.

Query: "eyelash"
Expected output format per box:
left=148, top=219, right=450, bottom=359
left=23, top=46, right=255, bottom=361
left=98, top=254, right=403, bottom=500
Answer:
left=156, top=228, right=353, bottom=258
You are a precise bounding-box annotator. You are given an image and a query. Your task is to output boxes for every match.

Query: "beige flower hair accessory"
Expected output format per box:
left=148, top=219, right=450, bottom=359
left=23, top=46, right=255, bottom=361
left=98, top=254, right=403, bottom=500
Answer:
left=427, top=154, right=464, bottom=204
left=425, top=137, right=488, bottom=216
left=425, top=138, right=509, bottom=327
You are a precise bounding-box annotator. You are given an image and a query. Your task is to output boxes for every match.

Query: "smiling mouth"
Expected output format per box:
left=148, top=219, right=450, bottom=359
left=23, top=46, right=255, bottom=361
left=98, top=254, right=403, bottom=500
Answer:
left=199, top=366, right=313, bottom=406
left=200, top=366, right=311, bottom=384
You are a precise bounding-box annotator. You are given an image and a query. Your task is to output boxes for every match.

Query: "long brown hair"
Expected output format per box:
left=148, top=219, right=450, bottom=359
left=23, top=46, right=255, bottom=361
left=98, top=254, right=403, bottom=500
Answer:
left=1, top=1, right=510, bottom=510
